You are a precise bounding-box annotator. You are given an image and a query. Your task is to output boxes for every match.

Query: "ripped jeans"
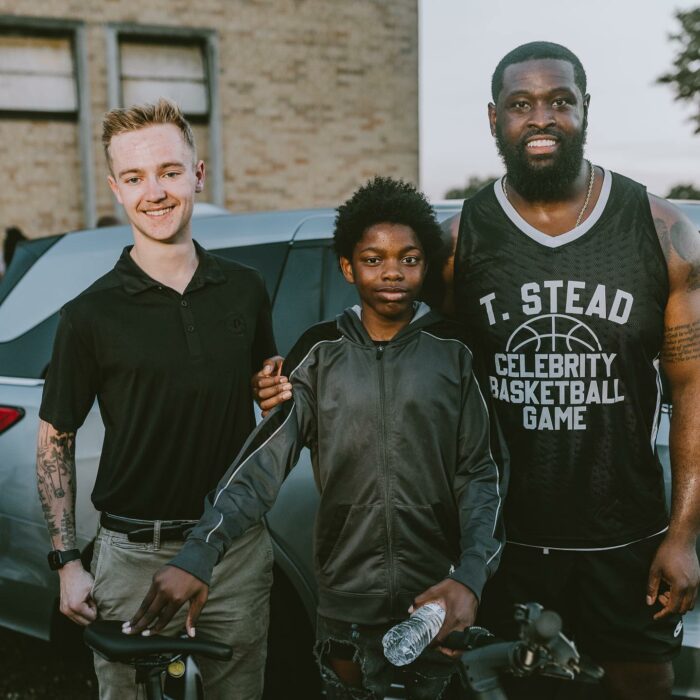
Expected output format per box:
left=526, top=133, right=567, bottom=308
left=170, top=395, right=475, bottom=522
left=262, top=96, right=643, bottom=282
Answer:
left=315, top=615, right=464, bottom=700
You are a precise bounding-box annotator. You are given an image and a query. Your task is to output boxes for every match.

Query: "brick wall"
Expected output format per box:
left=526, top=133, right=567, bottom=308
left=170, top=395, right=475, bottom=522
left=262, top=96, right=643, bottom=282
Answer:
left=0, top=0, right=418, bottom=240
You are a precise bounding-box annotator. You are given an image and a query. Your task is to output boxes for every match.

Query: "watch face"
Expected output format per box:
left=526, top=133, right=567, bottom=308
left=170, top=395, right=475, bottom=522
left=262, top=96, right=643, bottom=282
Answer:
left=47, top=551, right=61, bottom=570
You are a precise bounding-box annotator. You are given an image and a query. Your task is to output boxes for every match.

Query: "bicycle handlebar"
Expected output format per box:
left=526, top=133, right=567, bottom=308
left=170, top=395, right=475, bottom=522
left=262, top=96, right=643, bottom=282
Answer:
left=442, top=604, right=603, bottom=698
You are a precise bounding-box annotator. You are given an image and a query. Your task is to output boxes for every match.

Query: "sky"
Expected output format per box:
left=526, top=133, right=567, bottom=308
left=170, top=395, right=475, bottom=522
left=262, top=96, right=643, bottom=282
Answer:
left=418, top=0, right=700, bottom=200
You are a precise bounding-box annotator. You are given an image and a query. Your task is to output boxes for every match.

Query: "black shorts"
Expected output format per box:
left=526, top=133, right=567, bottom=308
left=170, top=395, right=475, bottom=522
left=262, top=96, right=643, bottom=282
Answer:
left=477, top=532, right=683, bottom=664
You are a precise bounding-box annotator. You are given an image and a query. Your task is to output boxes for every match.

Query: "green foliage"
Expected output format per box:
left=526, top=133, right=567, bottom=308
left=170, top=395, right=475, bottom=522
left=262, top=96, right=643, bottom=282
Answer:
left=666, top=183, right=700, bottom=200
left=444, top=175, right=498, bottom=200
left=658, top=8, right=700, bottom=134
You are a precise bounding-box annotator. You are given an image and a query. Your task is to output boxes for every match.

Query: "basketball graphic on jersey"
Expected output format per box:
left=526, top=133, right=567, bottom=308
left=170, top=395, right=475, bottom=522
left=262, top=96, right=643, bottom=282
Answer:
left=489, top=311, right=624, bottom=431
left=506, top=314, right=602, bottom=354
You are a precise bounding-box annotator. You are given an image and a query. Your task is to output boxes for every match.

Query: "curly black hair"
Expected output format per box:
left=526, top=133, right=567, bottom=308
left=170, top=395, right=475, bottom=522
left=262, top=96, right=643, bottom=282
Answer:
left=333, top=176, right=445, bottom=266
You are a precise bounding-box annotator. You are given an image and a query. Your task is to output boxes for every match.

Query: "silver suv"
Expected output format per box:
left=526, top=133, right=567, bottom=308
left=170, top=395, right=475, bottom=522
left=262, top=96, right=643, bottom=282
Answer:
left=0, top=200, right=698, bottom=697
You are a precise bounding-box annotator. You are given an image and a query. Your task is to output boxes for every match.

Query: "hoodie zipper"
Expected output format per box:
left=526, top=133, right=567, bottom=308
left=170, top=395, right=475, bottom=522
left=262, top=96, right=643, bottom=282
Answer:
left=376, top=343, right=396, bottom=611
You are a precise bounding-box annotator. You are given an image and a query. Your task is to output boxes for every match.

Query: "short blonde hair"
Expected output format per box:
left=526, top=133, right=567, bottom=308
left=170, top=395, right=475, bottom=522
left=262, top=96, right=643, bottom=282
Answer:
left=102, top=98, right=196, bottom=169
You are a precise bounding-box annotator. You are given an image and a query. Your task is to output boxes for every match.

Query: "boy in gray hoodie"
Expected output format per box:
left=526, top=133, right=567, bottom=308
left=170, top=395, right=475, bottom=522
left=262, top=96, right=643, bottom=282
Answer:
left=127, top=177, right=506, bottom=699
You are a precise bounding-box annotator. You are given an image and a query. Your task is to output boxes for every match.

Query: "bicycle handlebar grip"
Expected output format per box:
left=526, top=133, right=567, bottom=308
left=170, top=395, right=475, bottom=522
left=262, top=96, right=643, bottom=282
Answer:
left=442, top=626, right=494, bottom=651
left=529, top=610, right=562, bottom=645
left=579, top=656, right=605, bottom=682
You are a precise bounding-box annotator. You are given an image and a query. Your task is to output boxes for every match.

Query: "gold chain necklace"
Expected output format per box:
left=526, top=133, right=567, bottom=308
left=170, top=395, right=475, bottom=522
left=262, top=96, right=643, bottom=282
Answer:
left=502, top=159, right=596, bottom=228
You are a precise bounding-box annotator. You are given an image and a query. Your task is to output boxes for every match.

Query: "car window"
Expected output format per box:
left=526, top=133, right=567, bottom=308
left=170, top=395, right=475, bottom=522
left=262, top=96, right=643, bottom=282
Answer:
left=273, top=243, right=324, bottom=355
left=0, top=313, right=58, bottom=379
left=271, top=241, right=359, bottom=356
left=0, top=236, right=60, bottom=306
left=321, top=246, right=358, bottom=320
left=213, top=242, right=288, bottom=294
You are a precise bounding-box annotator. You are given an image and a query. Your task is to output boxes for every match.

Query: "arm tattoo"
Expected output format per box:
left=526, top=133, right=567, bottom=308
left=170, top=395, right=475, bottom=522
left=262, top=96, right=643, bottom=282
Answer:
left=654, top=217, right=672, bottom=259
left=662, top=321, right=700, bottom=363
left=655, top=215, right=700, bottom=291
left=670, top=220, right=700, bottom=291
left=36, top=424, right=77, bottom=546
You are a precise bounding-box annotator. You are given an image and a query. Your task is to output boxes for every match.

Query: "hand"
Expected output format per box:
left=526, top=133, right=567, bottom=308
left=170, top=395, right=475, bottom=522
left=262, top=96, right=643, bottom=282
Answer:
left=251, top=356, right=292, bottom=416
left=412, top=578, right=478, bottom=658
left=58, top=560, right=97, bottom=626
left=124, top=565, right=209, bottom=637
left=647, top=534, right=700, bottom=620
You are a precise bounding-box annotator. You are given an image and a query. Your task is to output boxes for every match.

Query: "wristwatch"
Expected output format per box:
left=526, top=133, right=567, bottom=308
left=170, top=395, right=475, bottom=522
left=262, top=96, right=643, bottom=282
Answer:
left=47, top=549, right=82, bottom=570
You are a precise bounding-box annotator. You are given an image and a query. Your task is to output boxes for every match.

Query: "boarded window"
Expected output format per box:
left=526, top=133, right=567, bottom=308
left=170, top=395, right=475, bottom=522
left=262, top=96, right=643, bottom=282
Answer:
left=120, top=41, right=209, bottom=118
left=0, top=34, right=77, bottom=113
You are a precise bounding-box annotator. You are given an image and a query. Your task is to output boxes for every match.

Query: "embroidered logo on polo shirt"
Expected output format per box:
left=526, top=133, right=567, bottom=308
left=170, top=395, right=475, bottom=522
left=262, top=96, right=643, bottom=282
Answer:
left=225, top=313, right=247, bottom=335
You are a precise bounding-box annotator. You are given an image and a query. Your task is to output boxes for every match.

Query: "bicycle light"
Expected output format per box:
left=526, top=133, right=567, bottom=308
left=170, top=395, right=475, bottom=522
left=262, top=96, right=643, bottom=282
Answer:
left=167, top=659, right=186, bottom=678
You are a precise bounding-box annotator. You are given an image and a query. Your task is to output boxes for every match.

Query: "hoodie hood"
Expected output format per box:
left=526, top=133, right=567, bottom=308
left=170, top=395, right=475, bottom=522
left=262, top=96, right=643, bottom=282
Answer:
left=336, top=301, right=441, bottom=345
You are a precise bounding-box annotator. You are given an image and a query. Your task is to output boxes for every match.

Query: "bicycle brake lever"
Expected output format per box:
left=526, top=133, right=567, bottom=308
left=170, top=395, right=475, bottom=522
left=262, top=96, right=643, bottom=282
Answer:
left=539, top=662, right=576, bottom=681
left=572, top=655, right=605, bottom=683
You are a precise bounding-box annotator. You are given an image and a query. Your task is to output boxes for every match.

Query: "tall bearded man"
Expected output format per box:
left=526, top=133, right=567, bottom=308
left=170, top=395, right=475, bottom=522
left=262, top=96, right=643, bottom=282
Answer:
left=453, top=42, right=700, bottom=700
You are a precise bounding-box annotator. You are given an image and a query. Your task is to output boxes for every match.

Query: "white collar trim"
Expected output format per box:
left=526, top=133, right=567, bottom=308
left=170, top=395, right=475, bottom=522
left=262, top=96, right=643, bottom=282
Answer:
left=493, top=167, right=612, bottom=248
left=350, top=301, right=431, bottom=322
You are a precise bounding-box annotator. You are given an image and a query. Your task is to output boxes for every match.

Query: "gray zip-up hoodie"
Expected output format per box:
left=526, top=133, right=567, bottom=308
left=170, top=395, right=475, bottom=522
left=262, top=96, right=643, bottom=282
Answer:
left=171, top=304, right=507, bottom=623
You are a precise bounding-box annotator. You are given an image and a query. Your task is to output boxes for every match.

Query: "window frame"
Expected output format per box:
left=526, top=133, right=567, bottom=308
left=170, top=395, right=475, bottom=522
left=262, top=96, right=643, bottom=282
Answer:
left=0, top=15, right=96, bottom=227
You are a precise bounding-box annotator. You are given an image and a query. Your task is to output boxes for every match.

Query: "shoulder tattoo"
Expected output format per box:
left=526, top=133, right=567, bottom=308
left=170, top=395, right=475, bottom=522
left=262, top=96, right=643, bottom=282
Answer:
left=655, top=215, right=700, bottom=291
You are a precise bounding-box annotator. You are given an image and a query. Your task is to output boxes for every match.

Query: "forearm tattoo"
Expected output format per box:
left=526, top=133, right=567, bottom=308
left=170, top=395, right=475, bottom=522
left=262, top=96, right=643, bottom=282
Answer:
left=655, top=216, right=700, bottom=291
left=37, top=424, right=76, bottom=546
left=663, top=320, right=700, bottom=363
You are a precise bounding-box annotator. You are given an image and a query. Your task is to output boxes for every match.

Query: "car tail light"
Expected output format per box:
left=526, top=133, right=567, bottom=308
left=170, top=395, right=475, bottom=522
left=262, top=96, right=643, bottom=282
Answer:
left=0, top=406, right=25, bottom=435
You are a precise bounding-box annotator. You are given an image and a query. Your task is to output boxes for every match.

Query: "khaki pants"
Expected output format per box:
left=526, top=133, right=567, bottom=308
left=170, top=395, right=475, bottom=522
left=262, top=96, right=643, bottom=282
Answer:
left=90, top=522, right=273, bottom=700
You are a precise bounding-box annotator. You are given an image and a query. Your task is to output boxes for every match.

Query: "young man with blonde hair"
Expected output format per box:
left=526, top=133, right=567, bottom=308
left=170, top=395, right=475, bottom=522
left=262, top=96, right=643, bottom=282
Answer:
left=36, top=98, right=276, bottom=699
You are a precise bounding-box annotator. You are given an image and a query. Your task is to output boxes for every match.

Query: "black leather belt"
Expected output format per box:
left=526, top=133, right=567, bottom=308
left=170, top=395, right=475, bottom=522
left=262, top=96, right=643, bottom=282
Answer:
left=100, top=512, right=197, bottom=544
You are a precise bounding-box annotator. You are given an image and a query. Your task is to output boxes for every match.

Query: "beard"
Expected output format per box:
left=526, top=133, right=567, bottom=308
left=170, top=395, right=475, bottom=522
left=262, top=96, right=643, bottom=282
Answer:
left=495, top=120, right=587, bottom=201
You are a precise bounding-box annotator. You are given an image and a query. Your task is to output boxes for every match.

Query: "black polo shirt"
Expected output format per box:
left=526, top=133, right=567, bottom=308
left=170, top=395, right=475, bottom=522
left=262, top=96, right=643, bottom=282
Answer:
left=40, top=242, right=276, bottom=519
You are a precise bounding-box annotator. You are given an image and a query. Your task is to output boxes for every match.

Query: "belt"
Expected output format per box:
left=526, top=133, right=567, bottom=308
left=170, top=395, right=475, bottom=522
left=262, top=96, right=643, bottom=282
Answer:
left=100, top=512, right=197, bottom=545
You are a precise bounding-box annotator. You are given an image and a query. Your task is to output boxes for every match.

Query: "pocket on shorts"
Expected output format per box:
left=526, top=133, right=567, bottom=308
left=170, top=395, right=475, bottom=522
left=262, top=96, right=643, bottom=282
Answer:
left=90, top=535, right=178, bottom=621
left=90, top=530, right=105, bottom=597
left=106, top=532, right=155, bottom=552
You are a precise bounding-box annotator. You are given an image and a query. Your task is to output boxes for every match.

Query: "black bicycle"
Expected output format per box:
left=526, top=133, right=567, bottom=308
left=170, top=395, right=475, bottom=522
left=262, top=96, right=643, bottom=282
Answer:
left=444, top=603, right=604, bottom=700
left=84, top=620, right=232, bottom=700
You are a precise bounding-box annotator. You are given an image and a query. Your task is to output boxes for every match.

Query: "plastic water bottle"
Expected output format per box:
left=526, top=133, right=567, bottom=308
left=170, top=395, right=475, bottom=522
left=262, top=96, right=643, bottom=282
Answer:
left=382, top=602, right=446, bottom=666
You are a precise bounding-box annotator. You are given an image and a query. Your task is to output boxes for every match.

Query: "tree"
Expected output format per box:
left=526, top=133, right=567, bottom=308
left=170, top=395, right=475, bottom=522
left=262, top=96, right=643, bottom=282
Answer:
left=666, top=183, right=700, bottom=200
left=444, top=175, right=498, bottom=200
left=658, top=8, right=700, bottom=134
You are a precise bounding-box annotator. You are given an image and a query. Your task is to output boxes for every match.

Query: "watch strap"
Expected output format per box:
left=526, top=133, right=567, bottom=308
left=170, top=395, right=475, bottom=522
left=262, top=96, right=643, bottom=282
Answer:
left=47, top=548, right=82, bottom=570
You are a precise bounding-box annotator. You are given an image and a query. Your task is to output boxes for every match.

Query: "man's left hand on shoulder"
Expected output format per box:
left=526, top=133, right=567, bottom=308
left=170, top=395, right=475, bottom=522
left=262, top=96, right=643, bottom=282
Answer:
left=647, top=533, right=700, bottom=620
left=123, top=565, right=209, bottom=638
left=251, top=355, right=292, bottom=416
left=412, top=578, right=479, bottom=658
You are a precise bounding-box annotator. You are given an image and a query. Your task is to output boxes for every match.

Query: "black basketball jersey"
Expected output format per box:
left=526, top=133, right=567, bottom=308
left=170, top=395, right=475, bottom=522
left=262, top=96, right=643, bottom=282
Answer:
left=455, top=170, right=669, bottom=548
